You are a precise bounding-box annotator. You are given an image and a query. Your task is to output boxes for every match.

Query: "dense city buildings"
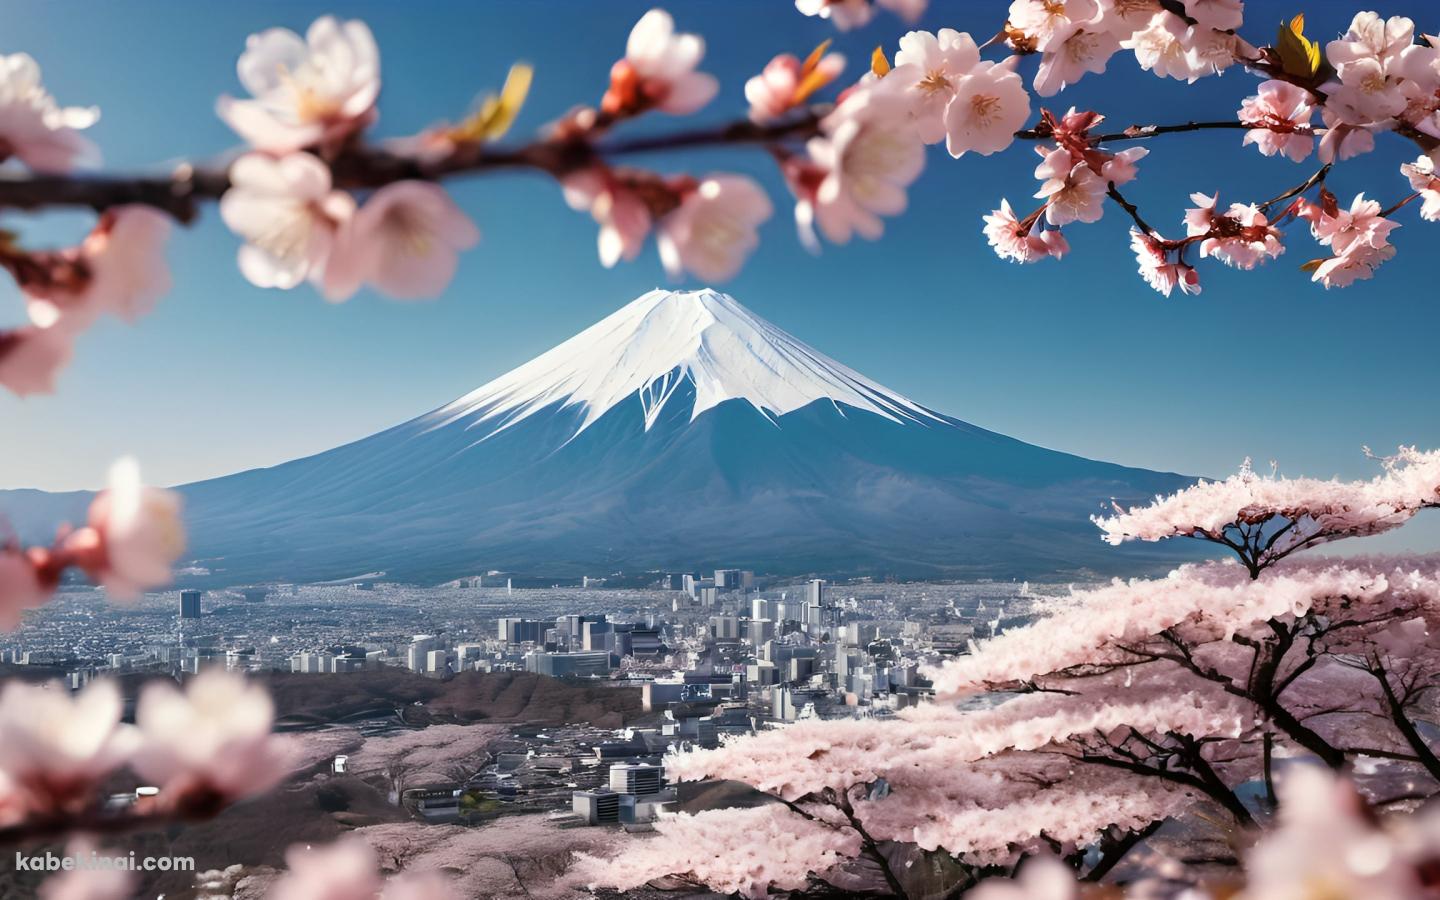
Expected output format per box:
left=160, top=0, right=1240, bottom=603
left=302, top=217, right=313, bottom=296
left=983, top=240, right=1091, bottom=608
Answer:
left=0, top=569, right=1051, bottom=827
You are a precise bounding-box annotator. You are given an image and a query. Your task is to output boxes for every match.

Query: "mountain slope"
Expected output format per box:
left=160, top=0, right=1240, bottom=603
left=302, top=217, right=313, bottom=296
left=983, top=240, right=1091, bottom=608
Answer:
left=3, top=289, right=1195, bottom=583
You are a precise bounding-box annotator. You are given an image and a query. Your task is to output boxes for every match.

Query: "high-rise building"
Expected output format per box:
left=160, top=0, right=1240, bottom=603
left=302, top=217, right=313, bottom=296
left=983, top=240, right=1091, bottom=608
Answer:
left=805, top=579, right=826, bottom=607
left=406, top=635, right=437, bottom=672
left=715, top=569, right=741, bottom=590
left=179, top=590, right=202, bottom=619
left=497, top=618, right=548, bottom=645
left=708, top=615, right=740, bottom=641
left=751, top=597, right=770, bottom=620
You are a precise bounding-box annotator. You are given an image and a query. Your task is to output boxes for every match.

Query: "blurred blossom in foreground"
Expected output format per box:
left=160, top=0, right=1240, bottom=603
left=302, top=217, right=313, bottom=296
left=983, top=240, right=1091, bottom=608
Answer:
left=325, top=182, right=481, bottom=301
left=220, top=152, right=356, bottom=296
left=216, top=16, right=380, bottom=153
left=0, top=680, right=138, bottom=818
left=132, top=670, right=294, bottom=815
left=603, top=9, right=718, bottom=118
left=0, top=52, right=99, bottom=173
left=65, top=457, right=186, bottom=601
left=657, top=174, right=773, bottom=283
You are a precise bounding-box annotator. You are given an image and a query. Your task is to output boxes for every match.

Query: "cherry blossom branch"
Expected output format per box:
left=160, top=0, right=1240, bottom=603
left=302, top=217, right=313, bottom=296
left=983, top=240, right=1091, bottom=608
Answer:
left=1105, top=184, right=1157, bottom=236
left=0, top=113, right=828, bottom=222
left=1016, top=120, right=1251, bottom=144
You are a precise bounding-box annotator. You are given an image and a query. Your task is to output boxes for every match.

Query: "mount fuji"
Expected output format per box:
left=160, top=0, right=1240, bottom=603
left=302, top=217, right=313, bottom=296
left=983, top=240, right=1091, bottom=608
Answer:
left=4, top=289, right=1195, bottom=584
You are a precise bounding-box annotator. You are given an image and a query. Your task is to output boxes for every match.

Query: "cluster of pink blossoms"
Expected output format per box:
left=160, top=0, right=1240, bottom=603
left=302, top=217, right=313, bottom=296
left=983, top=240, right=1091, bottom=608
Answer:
left=0, top=58, right=171, bottom=398
left=1095, top=446, right=1440, bottom=552
left=215, top=17, right=481, bottom=304
left=0, top=458, right=186, bottom=629
left=0, top=672, right=290, bottom=828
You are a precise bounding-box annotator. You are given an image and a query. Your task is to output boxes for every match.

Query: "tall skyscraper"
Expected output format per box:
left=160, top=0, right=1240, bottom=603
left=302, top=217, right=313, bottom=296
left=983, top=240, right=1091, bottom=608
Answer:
left=805, top=579, right=826, bottom=607
left=179, top=590, right=202, bottom=619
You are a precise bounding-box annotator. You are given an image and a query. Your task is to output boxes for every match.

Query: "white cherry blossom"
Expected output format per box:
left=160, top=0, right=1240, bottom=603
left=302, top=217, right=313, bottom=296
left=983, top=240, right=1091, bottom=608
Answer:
left=220, top=152, right=356, bottom=294
left=0, top=52, right=99, bottom=173
left=890, top=29, right=980, bottom=144
left=216, top=16, right=380, bottom=153
left=944, top=58, right=1031, bottom=158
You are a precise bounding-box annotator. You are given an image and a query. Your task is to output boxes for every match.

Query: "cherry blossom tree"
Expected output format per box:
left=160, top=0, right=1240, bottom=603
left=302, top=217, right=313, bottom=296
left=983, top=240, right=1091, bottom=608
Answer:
left=2, top=4, right=1439, bottom=393
left=577, top=446, right=1440, bottom=897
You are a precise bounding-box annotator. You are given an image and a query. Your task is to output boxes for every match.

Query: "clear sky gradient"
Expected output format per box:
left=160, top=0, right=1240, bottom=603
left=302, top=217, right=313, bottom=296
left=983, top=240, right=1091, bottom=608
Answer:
left=2, top=1, right=1437, bottom=548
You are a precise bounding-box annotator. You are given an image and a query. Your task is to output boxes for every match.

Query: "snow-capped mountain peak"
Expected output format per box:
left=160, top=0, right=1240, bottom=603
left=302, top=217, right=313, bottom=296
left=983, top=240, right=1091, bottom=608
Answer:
left=427, top=288, right=946, bottom=439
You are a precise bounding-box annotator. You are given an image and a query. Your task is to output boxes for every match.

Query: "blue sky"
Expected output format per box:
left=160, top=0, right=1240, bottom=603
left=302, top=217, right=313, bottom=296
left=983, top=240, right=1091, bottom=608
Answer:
left=1, top=0, right=1437, bottom=540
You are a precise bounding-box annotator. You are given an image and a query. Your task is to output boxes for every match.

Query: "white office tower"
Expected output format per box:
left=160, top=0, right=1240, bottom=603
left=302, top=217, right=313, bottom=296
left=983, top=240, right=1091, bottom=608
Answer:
left=425, top=649, right=448, bottom=674
left=751, top=597, right=770, bottom=621
left=407, top=635, right=437, bottom=672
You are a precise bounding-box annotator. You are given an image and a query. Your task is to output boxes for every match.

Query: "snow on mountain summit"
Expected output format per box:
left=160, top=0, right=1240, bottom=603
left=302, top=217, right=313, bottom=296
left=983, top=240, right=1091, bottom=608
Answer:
left=426, top=288, right=946, bottom=439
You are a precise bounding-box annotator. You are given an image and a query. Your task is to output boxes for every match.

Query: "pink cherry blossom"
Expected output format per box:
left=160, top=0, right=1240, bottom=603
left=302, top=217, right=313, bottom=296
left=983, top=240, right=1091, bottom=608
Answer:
left=1099, top=146, right=1147, bottom=186
left=0, top=679, right=138, bottom=816
left=66, top=456, right=185, bottom=600
left=1398, top=38, right=1440, bottom=136
left=1008, top=0, right=1100, bottom=53
left=1129, top=228, right=1199, bottom=297
left=889, top=29, right=980, bottom=145
left=745, top=48, right=846, bottom=124
left=1183, top=193, right=1283, bottom=269
left=795, top=82, right=925, bottom=247
left=603, top=9, right=718, bottom=118
left=1122, top=12, right=1239, bottom=82
left=1327, top=12, right=1416, bottom=78
left=220, top=152, right=356, bottom=294
left=877, top=0, right=927, bottom=23
left=983, top=200, right=1069, bottom=263
left=656, top=174, right=772, bottom=282
left=1033, top=147, right=1106, bottom=226
left=0, top=53, right=99, bottom=174
left=1401, top=155, right=1440, bottom=221
left=794, top=0, right=875, bottom=31
left=944, top=58, right=1031, bottom=158
left=0, top=325, right=75, bottom=397
left=23, top=206, right=173, bottom=331
left=1317, top=107, right=1377, bottom=163
left=216, top=16, right=380, bottom=153
left=967, top=857, right=1077, bottom=900
left=323, top=182, right=479, bottom=301
left=576, top=804, right=861, bottom=898
left=1309, top=192, right=1399, bottom=259
left=1239, top=768, right=1426, bottom=900
left=269, top=837, right=382, bottom=900
left=560, top=167, right=654, bottom=268
left=1311, top=245, right=1395, bottom=288
left=1034, top=26, right=1121, bottom=97
left=131, top=670, right=293, bottom=813
left=1181, top=0, right=1242, bottom=32
left=1238, top=80, right=1316, bottom=162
